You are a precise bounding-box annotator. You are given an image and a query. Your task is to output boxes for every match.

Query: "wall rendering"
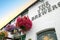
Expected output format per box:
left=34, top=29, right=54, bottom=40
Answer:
left=25, top=0, right=60, bottom=40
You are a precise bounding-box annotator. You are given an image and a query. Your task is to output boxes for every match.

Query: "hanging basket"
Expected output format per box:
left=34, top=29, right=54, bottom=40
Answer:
left=16, top=16, right=32, bottom=32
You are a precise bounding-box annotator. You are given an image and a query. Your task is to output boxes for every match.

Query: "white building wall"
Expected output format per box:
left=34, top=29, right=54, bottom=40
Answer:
left=26, top=0, right=60, bottom=40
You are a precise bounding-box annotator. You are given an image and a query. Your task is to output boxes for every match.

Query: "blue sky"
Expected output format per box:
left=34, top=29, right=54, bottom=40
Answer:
left=0, top=0, right=29, bottom=19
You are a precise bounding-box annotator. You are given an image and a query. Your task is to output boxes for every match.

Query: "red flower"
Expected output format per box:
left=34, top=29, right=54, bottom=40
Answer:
left=16, top=16, right=32, bottom=31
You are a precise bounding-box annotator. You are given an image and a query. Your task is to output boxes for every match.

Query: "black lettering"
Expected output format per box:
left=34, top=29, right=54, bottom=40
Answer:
left=35, top=15, right=38, bottom=19
left=46, top=1, right=52, bottom=12
left=38, top=6, right=42, bottom=13
left=52, top=5, right=58, bottom=10
left=58, top=2, right=60, bottom=7
left=48, top=7, right=52, bottom=12
left=41, top=7, right=47, bottom=15
left=32, top=17, right=35, bottom=21
left=42, top=3, right=46, bottom=8
left=38, top=10, right=42, bottom=17
left=46, top=1, right=50, bottom=8
left=38, top=13, right=41, bottom=17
